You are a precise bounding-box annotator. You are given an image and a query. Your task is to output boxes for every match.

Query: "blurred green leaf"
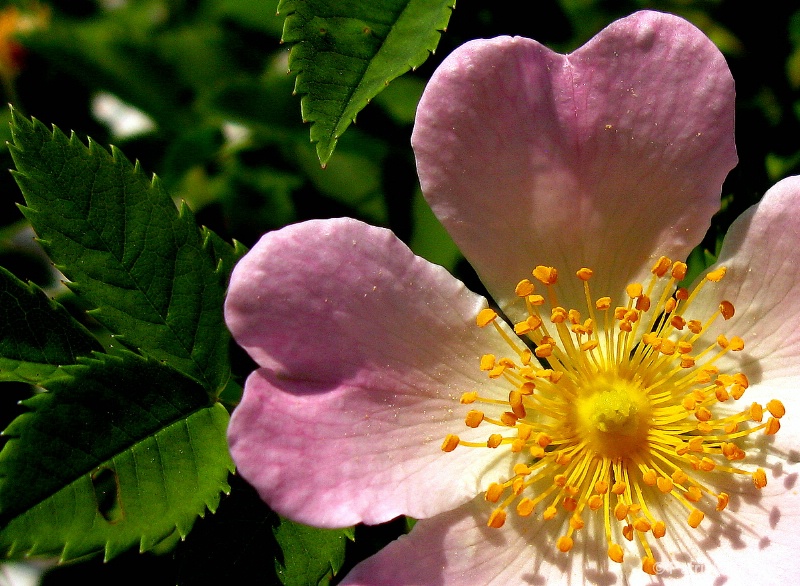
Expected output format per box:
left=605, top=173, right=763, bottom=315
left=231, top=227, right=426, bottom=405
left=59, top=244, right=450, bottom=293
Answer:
left=0, top=351, right=233, bottom=561
left=278, top=0, right=455, bottom=165
left=9, top=110, right=238, bottom=394
left=274, top=517, right=352, bottom=586
left=0, top=266, right=103, bottom=384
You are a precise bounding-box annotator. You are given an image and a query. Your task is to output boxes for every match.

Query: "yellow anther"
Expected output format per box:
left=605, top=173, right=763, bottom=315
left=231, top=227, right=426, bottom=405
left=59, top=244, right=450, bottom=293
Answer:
left=733, top=372, right=750, bottom=388
left=716, top=492, right=730, bottom=511
left=479, top=354, right=495, bottom=371
left=652, top=521, right=666, bottom=538
left=464, top=410, right=484, bottom=428
left=717, top=334, right=729, bottom=349
left=594, top=480, right=609, bottom=494
left=695, top=406, right=712, bottom=422
left=614, top=503, right=630, bottom=521
left=550, top=307, right=567, bottom=323
left=508, top=390, right=526, bottom=418
left=441, top=434, right=459, bottom=452
left=750, top=403, right=764, bottom=422
left=500, top=412, right=518, bottom=426
left=536, top=432, right=552, bottom=448
left=719, top=300, right=735, bottom=320
left=576, top=267, right=593, bottom=281
left=608, top=543, right=624, bottom=563
left=753, top=468, right=767, bottom=489
left=510, top=438, right=525, bottom=452
left=517, top=423, right=533, bottom=440
left=567, top=309, right=581, bottom=324
left=729, top=337, right=744, bottom=351
left=587, top=494, right=603, bottom=510
left=665, top=297, right=677, bottom=313
left=660, top=339, right=676, bottom=355
left=687, top=508, right=704, bottom=528
left=554, top=452, right=572, bottom=466
left=677, top=341, right=693, bottom=354
left=671, top=261, right=688, bottom=280
left=765, top=417, right=781, bottom=435
left=715, top=387, right=730, bottom=402
left=642, top=468, right=657, bottom=486
left=670, top=315, right=686, bottom=329
left=706, top=266, right=727, bottom=282
left=459, top=391, right=478, bottom=404
left=625, top=282, right=643, bottom=298
left=595, top=296, right=611, bottom=310
left=687, top=319, right=702, bottom=333
left=671, top=469, right=688, bottom=484
left=622, top=524, right=634, bottom=541
left=485, top=483, right=504, bottom=502
left=529, top=445, right=545, bottom=458
left=685, top=486, right=702, bottom=502
left=633, top=517, right=651, bottom=532
left=681, top=395, right=696, bottom=411
left=580, top=340, right=599, bottom=352
left=487, top=434, right=503, bottom=448
left=556, top=536, right=574, bottom=553
left=488, top=364, right=506, bottom=378
left=613, top=306, right=627, bottom=320
left=656, top=477, right=673, bottom=493
left=476, top=308, right=497, bottom=327
left=527, top=294, right=545, bottom=306
left=543, top=506, right=558, bottom=520
left=570, top=514, right=585, bottom=530
left=514, top=463, right=533, bottom=476
left=697, top=422, right=713, bottom=433
left=767, top=399, right=786, bottom=418
left=651, top=255, right=671, bottom=277
left=516, top=498, right=535, bottom=516
left=553, top=473, right=567, bottom=487
left=488, top=508, right=507, bottom=528
left=515, top=279, right=535, bottom=297
left=699, top=457, right=716, bottom=472
left=532, top=265, right=558, bottom=285
left=642, top=556, right=658, bottom=575
left=688, top=436, right=704, bottom=452
left=514, top=315, right=542, bottom=335
left=518, top=382, right=535, bottom=396
left=730, top=384, right=745, bottom=400
left=535, top=343, right=553, bottom=358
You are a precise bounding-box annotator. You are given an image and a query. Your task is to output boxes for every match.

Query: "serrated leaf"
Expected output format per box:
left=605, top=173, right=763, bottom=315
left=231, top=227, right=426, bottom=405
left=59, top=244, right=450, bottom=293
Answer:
left=0, top=266, right=103, bottom=384
left=274, top=517, right=351, bottom=586
left=8, top=111, right=238, bottom=394
left=0, top=351, right=233, bottom=561
left=278, top=0, right=455, bottom=165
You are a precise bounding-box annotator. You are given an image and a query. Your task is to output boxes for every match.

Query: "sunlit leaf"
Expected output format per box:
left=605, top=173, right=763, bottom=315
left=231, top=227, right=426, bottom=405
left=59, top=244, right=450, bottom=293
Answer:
left=278, top=0, right=455, bottom=165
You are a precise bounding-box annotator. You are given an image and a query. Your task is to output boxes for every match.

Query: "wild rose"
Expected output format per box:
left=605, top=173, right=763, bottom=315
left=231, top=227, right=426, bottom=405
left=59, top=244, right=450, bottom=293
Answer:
left=226, top=11, right=800, bottom=584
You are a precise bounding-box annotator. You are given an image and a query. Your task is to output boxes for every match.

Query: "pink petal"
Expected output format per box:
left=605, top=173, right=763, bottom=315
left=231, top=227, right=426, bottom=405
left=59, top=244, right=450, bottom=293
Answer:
left=689, top=177, right=800, bottom=382
left=412, top=10, right=736, bottom=321
left=226, top=218, right=527, bottom=527
left=340, top=498, right=589, bottom=586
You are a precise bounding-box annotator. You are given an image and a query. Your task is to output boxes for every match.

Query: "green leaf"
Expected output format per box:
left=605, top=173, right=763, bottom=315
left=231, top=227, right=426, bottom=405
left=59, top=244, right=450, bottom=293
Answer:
left=0, top=351, right=233, bottom=561
left=274, top=517, right=351, bottom=586
left=9, top=110, right=238, bottom=394
left=0, top=266, right=103, bottom=384
left=278, top=0, right=455, bottom=165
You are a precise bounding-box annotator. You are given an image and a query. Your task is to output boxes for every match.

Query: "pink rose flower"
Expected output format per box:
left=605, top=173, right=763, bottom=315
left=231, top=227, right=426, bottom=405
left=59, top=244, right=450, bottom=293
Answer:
left=226, top=10, right=800, bottom=584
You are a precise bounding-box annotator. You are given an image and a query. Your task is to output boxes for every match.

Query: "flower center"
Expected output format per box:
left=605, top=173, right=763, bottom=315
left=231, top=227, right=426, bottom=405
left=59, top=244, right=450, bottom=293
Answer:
left=440, top=257, right=785, bottom=575
left=576, top=378, right=650, bottom=458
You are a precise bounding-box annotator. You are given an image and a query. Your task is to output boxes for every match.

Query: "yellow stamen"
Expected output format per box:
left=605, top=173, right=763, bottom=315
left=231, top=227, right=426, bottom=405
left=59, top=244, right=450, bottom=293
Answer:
left=440, top=262, right=782, bottom=574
